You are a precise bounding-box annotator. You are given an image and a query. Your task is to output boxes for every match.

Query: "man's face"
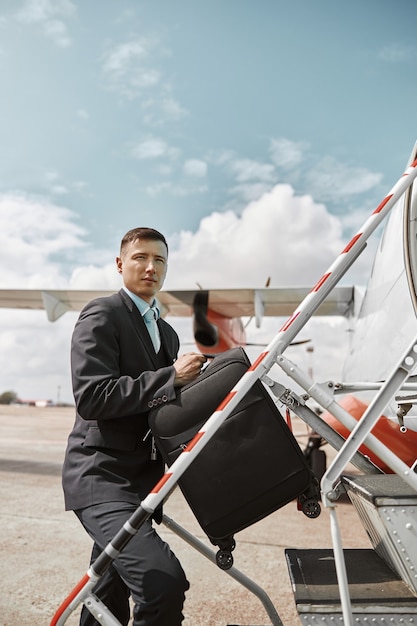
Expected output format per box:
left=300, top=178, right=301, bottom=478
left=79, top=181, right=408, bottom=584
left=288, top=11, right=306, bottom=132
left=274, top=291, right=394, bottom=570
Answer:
left=116, top=238, right=168, bottom=303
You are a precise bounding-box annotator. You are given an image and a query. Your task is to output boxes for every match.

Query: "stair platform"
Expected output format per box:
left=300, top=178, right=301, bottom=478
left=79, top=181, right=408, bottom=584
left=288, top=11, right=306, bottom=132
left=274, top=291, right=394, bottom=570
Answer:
left=342, top=473, right=417, bottom=593
left=286, top=547, right=417, bottom=625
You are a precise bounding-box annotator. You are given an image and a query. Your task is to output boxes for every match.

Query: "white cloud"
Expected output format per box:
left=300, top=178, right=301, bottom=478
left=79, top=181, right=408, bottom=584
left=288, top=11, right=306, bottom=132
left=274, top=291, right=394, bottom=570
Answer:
left=183, top=159, right=207, bottom=178
left=16, top=0, right=76, bottom=48
left=76, top=108, right=89, bottom=120
left=49, top=184, right=68, bottom=195
left=43, top=171, right=89, bottom=196
left=101, top=36, right=187, bottom=122
left=305, top=156, right=383, bottom=201
left=158, top=96, right=187, bottom=121
left=16, top=0, right=76, bottom=22
left=72, top=180, right=89, bottom=193
left=166, top=184, right=344, bottom=289
left=270, top=137, right=308, bottom=169
left=103, top=39, right=153, bottom=76
left=140, top=94, right=188, bottom=126
left=209, top=149, right=237, bottom=166
left=0, top=193, right=84, bottom=402
left=145, top=181, right=208, bottom=197
left=228, top=182, right=274, bottom=203
left=101, top=36, right=166, bottom=102
left=44, top=170, right=59, bottom=182
left=0, top=185, right=371, bottom=403
left=69, top=264, right=120, bottom=290
left=0, top=192, right=85, bottom=287
left=0, top=308, right=78, bottom=403
left=43, top=17, right=70, bottom=46
left=214, top=139, right=383, bottom=227
left=378, top=43, right=417, bottom=63
left=145, top=181, right=172, bottom=197
left=130, top=138, right=180, bottom=161
left=228, top=158, right=276, bottom=183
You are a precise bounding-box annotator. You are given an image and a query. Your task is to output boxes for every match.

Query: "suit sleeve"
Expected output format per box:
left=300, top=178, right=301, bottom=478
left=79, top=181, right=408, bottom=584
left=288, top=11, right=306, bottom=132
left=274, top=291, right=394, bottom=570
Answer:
left=71, top=298, right=179, bottom=421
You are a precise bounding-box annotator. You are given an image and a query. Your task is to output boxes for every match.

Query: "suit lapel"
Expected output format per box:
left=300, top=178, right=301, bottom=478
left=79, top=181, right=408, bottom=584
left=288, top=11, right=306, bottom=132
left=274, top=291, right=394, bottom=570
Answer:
left=158, top=320, right=176, bottom=363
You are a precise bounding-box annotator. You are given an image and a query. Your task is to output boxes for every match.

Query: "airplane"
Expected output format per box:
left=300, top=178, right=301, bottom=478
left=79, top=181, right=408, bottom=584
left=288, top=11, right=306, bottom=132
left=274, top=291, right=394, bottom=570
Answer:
left=1, top=142, right=417, bottom=475
left=5, top=143, right=417, bottom=625
left=0, top=283, right=352, bottom=348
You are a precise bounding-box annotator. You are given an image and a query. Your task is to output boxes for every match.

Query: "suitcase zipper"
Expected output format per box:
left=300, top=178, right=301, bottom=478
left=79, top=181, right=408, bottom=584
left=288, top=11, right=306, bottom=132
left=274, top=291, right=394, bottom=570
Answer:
left=151, top=436, right=158, bottom=461
left=143, top=429, right=158, bottom=461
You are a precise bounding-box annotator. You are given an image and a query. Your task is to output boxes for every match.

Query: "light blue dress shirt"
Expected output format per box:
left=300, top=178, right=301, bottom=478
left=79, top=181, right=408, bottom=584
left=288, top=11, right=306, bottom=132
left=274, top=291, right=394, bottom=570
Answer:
left=122, top=286, right=161, bottom=352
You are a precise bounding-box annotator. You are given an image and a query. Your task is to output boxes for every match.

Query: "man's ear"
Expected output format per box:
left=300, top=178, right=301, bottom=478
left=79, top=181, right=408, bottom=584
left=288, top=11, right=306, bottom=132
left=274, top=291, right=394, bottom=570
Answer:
left=116, top=256, right=123, bottom=274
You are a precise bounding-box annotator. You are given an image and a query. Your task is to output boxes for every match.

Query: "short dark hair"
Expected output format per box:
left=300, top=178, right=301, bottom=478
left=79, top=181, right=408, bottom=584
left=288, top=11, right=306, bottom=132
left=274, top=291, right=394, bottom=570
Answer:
left=120, top=227, right=168, bottom=256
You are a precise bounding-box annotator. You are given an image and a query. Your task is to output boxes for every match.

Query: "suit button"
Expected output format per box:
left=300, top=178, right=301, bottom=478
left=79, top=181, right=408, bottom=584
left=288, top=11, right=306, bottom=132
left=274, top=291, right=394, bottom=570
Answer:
left=162, top=395, right=168, bottom=402
left=148, top=401, right=154, bottom=408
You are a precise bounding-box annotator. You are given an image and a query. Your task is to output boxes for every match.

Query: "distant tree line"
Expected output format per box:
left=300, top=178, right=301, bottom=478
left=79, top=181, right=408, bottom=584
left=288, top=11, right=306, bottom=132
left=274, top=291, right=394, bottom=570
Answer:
left=0, top=390, right=73, bottom=407
left=0, top=390, right=18, bottom=404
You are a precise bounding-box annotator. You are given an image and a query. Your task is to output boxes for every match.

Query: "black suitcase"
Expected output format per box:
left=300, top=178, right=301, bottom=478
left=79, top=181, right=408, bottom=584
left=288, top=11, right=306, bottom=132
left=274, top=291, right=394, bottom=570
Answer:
left=149, top=347, right=320, bottom=568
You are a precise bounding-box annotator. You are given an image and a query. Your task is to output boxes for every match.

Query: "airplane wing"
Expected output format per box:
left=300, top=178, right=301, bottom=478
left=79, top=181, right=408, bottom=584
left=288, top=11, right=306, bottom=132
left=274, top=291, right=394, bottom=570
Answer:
left=0, top=286, right=356, bottom=322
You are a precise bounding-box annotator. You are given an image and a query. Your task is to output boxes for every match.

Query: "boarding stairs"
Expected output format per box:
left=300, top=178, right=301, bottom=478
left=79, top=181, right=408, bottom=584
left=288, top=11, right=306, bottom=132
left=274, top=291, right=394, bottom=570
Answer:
left=283, top=393, right=417, bottom=625
left=248, top=363, right=416, bottom=625
left=51, top=162, right=417, bottom=626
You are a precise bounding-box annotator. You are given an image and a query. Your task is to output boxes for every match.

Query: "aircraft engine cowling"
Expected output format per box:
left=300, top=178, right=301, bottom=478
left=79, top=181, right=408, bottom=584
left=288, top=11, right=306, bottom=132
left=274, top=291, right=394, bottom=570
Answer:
left=192, top=291, right=219, bottom=347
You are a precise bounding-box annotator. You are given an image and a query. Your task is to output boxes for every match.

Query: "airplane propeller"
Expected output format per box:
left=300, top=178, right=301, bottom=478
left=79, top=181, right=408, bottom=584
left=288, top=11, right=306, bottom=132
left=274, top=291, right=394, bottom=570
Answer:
left=192, top=291, right=219, bottom=347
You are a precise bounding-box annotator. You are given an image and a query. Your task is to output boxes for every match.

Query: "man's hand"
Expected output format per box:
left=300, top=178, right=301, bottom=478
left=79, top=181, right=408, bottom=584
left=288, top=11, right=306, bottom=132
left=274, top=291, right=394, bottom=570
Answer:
left=173, top=352, right=208, bottom=387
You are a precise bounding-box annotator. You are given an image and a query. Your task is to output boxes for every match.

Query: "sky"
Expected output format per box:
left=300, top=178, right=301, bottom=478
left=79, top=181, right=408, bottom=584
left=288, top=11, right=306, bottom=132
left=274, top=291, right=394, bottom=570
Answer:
left=0, top=0, right=417, bottom=404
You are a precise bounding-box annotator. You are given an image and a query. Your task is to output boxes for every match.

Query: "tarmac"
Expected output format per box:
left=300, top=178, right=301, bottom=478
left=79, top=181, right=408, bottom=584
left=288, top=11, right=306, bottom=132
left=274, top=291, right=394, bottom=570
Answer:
left=0, top=404, right=372, bottom=626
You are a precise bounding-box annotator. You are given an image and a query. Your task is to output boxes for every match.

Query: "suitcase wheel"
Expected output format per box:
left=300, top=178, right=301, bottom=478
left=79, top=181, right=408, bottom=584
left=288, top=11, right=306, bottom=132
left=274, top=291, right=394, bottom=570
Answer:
left=216, top=549, right=234, bottom=570
left=300, top=496, right=321, bottom=518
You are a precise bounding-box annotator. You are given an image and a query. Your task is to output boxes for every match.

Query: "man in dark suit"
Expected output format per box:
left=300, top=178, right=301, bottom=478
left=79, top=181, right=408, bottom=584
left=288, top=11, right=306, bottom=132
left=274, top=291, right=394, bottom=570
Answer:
left=62, top=227, right=207, bottom=626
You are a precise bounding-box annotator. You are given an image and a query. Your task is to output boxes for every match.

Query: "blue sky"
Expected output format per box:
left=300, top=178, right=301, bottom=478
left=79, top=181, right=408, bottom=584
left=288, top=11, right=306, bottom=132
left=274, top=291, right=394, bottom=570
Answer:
left=0, top=0, right=417, bottom=402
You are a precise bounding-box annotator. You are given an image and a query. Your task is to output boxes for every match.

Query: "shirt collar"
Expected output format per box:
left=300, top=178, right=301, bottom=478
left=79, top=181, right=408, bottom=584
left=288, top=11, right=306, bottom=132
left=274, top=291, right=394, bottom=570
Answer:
left=122, top=286, right=160, bottom=319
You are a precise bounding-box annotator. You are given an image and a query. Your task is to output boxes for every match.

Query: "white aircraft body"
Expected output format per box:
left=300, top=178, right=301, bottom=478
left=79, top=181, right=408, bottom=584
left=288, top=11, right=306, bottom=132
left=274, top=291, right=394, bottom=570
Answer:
left=343, top=140, right=417, bottom=385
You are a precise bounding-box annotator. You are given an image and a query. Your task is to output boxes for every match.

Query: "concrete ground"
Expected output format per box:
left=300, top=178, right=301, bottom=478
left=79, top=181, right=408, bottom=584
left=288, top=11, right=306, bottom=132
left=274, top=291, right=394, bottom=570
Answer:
left=0, top=405, right=372, bottom=626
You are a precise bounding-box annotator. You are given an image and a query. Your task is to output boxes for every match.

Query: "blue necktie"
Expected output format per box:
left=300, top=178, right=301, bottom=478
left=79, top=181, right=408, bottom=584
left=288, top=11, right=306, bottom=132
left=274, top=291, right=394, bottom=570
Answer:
left=143, top=307, right=161, bottom=353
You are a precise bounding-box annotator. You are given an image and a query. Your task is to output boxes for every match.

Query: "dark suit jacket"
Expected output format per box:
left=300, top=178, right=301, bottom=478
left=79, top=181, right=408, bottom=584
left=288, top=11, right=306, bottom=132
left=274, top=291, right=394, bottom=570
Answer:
left=62, top=289, right=179, bottom=511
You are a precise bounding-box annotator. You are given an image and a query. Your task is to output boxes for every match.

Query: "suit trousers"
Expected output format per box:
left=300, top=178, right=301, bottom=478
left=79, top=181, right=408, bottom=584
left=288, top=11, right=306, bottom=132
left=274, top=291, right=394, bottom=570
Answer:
left=75, top=502, right=189, bottom=626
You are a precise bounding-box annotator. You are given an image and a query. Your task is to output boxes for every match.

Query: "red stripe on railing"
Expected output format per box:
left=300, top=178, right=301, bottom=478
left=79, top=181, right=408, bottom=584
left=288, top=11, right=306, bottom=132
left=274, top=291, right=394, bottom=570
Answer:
left=312, top=273, right=331, bottom=292
left=217, top=391, right=237, bottom=411
left=249, top=352, right=268, bottom=370
left=342, top=234, right=362, bottom=254
left=373, top=194, right=393, bottom=215
left=185, top=431, right=205, bottom=452
left=151, top=473, right=173, bottom=493
left=279, top=311, right=300, bottom=332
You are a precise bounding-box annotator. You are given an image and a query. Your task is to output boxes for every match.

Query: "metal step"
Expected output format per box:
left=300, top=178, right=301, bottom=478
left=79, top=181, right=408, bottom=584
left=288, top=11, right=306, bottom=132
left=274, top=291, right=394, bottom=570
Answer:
left=285, top=548, right=417, bottom=625
left=342, top=473, right=417, bottom=593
